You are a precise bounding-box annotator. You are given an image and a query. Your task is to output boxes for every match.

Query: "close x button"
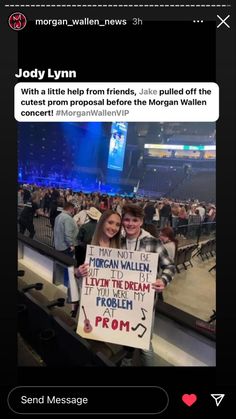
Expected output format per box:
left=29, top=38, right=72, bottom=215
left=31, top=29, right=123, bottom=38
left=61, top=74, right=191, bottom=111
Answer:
left=8, top=386, right=169, bottom=414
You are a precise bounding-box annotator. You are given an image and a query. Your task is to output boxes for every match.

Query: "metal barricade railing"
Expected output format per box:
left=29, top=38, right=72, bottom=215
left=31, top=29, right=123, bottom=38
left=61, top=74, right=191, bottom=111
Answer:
left=143, top=221, right=216, bottom=249
left=18, top=205, right=216, bottom=251
left=175, top=222, right=216, bottom=247
left=33, top=214, right=54, bottom=247
left=18, top=206, right=54, bottom=248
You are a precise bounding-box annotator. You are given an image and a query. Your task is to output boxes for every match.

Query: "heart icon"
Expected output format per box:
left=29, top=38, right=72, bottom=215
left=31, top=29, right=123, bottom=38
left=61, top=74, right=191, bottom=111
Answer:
left=182, top=394, right=197, bottom=406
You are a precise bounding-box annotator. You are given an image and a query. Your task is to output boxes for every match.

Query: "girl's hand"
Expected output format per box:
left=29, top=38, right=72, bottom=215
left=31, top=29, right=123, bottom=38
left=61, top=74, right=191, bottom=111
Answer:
left=75, top=263, right=89, bottom=278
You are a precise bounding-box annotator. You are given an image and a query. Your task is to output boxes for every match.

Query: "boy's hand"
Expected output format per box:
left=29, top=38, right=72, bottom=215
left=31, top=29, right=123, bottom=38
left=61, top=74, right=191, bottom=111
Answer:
left=152, top=278, right=166, bottom=292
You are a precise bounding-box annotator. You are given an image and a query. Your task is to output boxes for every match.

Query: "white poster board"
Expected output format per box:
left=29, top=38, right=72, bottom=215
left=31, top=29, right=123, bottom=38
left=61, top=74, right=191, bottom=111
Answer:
left=76, top=245, right=158, bottom=350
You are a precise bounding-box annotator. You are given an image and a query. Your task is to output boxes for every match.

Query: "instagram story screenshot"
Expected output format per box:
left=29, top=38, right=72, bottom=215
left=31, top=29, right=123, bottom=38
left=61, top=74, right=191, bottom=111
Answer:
left=0, top=0, right=235, bottom=416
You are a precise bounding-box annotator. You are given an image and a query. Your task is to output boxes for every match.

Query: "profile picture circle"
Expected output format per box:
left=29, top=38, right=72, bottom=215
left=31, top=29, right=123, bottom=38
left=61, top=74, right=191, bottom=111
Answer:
left=8, top=12, right=27, bottom=31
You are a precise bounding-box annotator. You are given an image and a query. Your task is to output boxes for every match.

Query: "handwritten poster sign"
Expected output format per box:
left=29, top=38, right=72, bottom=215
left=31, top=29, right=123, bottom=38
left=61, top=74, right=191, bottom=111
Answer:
left=76, top=245, right=159, bottom=350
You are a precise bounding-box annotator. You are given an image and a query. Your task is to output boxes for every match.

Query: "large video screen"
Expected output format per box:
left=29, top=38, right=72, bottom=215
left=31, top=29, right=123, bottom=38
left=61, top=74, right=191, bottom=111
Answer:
left=107, top=122, right=128, bottom=171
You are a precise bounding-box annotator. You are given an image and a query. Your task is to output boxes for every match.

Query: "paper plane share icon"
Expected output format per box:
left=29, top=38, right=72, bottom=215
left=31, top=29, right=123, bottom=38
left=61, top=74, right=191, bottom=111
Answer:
left=211, top=394, right=225, bottom=407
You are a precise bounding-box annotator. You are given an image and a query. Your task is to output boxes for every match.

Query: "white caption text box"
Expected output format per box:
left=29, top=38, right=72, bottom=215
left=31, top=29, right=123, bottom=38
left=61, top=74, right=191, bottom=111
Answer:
left=15, top=82, right=219, bottom=122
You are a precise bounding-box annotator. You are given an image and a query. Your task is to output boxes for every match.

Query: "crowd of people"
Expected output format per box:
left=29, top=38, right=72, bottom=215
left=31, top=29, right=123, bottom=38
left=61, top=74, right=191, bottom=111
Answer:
left=18, top=185, right=216, bottom=241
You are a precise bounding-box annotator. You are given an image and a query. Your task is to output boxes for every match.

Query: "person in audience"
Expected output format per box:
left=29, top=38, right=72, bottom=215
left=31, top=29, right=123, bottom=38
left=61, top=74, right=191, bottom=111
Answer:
left=159, top=226, right=178, bottom=262
left=196, top=202, right=206, bottom=223
left=120, top=204, right=175, bottom=366
left=53, top=202, right=78, bottom=257
left=22, top=187, right=31, bottom=204
left=99, top=196, right=110, bottom=212
left=188, top=207, right=201, bottom=238
left=18, top=197, right=39, bottom=238
left=49, top=193, right=65, bottom=228
left=155, top=225, right=178, bottom=303
left=43, top=189, right=51, bottom=215
left=76, top=207, right=102, bottom=266
left=143, top=201, right=156, bottom=226
left=152, top=202, right=160, bottom=227
left=171, top=203, right=180, bottom=231
left=53, top=202, right=89, bottom=317
left=177, top=204, right=188, bottom=238
left=206, top=204, right=216, bottom=233
left=74, top=206, right=90, bottom=227
left=159, top=198, right=172, bottom=228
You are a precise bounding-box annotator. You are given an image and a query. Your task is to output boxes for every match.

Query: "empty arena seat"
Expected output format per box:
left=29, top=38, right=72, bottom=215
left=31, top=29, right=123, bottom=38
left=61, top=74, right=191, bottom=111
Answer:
left=18, top=290, right=117, bottom=367
left=175, top=244, right=198, bottom=272
left=18, top=290, right=55, bottom=363
left=183, top=244, right=198, bottom=268
left=194, top=239, right=216, bottom=260
left=175, top=248, right=186, bottom=273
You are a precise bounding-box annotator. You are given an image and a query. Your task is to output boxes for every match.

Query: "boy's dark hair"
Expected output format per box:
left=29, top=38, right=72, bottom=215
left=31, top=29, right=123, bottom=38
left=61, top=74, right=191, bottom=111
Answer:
left=63, top=202, right=75, bottom=211
left=122, top=204, right=144, bottom=219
